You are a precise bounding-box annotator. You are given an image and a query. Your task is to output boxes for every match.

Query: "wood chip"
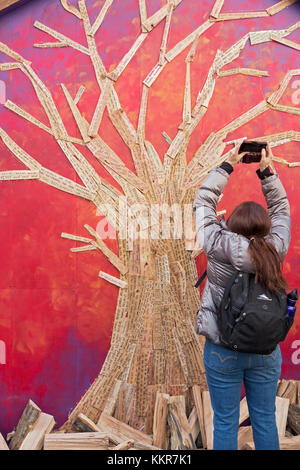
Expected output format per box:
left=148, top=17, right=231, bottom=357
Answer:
left=266, top=0, right=298, bottom=16
left=89, top=0, right=114, bottom=36
left=88, top=79, right=112, bottom=137
left=0, top=127, right=42, bottom=171
left=165, top=20, right=212, bottom=63
left=214, top=11, right=268, bottom=21
left=5, top=99, right=53, bottom=134
left=39, top=167, right=93, bottom=200
left=183, top=61, right=191, bottom=122
left=0, top=41, right=28, bottom=62
left=99, top=271, right=128, bottom=289
left=139, top=0, right=147, bottom=32
left=218, top=67, right=269, bottom=77
left=0, top=62, right=20, bottom=71
left=137, top=85, right=149, bottom=142
left=270, top=33, right=300, bottom=51
left=34, top=41, right=69, bottom=48
left=60, top=0, right=82, bottom=19
left=142, top=0, right=183, bottom=32
left=249, top=29, right=289, bottom=45
left=159, top=3, right=173, bottom=64
left=34, top=21, right=90, bottom=55
left=61, top=83, right=90, bottom=142
left=74, top=85, right=86, bottom=105
left=0, top=170, right=39, bottom=181
left=143, top=62, right=166, bottom=88
left=108, top=33, right=147, bottom=82
left=210, top=0, right=224, bottom=18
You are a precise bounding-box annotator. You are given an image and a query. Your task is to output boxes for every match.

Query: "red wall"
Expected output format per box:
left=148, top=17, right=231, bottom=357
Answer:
left=0, top=0, right=299, bottom=435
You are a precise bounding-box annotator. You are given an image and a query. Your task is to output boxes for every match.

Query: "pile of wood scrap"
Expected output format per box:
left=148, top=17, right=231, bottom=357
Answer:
left=1, top=379, right=300, bottom=450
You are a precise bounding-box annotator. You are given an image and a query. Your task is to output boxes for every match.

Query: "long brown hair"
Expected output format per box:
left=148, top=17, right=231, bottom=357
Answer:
left=227, top=201, right=288, bottom=292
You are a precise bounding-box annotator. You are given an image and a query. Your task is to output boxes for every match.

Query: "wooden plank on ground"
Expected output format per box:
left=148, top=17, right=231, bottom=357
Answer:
left=9, top=400, right=41, bottom=450
left=109, top=439, right=135, bottom=450
left=238, top=426, right=253, bottom=450
left=73, top=413, right=102, bottom=432
left=19, top=412, right=55, bottom=450
left=0, top=433, right=9, bottom=450
left=282, top=380, right=297, bottom=404
left=244, top=435, right=300, bottom=450
left=98, top=412, right=153, bottom=445
left=0, top=0, right=29, bottom=13
left=44, top=432, right=109, bottom=450
left=239, top=396, right=249, bottom=425
left=153, top=392, right=170, bottom=449
left=202, top=390, right=213, bottom=450
left=192, top=385, right=206, bottom=448
left=276, top=396, right=290, bottom=437
left=287, top=404, right=300, bottom=435
left=168, top=395, right=195, bottom=450
left=188, top=406, right=200, bottom=443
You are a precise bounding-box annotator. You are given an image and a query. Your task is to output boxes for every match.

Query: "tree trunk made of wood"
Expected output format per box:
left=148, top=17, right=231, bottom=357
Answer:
left=61, top=227, right=207, bottom=432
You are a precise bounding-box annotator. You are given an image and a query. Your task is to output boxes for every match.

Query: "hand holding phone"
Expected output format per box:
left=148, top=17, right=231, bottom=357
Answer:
left=238, top=141, right=268, bottom=163
left=259, top=143, right=273, bottom=172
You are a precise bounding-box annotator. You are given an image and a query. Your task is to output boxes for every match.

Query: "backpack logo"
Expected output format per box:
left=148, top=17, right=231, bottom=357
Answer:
left=257, top=293, right=272, bottom=301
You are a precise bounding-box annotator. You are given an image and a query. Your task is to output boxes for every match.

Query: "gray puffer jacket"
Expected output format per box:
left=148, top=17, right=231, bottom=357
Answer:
left=193, top=166, right=291, bottom=345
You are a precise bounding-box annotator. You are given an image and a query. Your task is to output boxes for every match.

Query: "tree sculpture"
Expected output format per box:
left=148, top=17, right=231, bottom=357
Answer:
left=0, top=0, right=300, bottom=436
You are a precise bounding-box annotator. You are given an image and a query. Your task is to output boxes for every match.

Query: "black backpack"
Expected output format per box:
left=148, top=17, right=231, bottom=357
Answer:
left=195, top=270, right=294, bottom=355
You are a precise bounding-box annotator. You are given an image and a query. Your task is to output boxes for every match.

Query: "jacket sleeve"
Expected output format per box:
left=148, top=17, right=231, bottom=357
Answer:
left=193, top=166, right=230, bottom=256
left=261, top=174, right=291, bottom=260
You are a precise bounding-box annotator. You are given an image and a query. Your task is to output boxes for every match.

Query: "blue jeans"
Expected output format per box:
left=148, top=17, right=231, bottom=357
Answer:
left=204, top=339, right=282, bottom=450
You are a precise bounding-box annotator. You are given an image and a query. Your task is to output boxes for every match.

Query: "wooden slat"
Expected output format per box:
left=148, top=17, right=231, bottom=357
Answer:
left=202, top=390, right=213, bottom=450
left=153, top=392, right=169, bottom=449
left=192, top=385, right=206, bottom=448
left=239, top=396, right=249, bottom=425
left=73, top=413, right=102, bottom=432
left=9, top=399, right=41, bottom=450
left=287, top=404, right=300, bottom=435
left=188, top=407, right=200, bottom=443
left=19, top=412, right=55, bottom=450
left=276, top=396, right=290, bottom=437
left=168, top=395, right=195, bottom=450
left=238, top=426, right=253, bottom=450
left=244, top=435, right=300, bottom=450
left=0, top=433, right=9, bottom=450
left=0, top=0, right=30, bottom=13
left=109, top=439, right=134, bottom=450
left=44, top=432, right=109, bottom=450
left=97, top=412, right=153, bottom=445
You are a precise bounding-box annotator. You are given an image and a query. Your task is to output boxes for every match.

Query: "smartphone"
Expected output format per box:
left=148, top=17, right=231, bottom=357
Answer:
left=238, top=141, right=267, bottom=164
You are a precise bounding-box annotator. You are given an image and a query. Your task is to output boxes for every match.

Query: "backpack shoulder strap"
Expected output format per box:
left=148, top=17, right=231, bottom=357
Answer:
left=230, top=272, right=250, bottom=314
left=194, top=270, right=207, bottom=288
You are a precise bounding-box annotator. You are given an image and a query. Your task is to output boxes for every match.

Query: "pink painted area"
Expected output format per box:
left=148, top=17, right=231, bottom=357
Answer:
left=0, top=0, right=299, bottom=435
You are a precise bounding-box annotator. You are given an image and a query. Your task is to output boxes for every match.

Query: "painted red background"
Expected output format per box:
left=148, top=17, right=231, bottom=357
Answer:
left=0, top=0, right=299, bottom=436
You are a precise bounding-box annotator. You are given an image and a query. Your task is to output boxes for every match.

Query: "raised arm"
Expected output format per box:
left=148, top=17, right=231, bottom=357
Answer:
left=193, top=142, right=246, bottom=256
left=258, top=145, right=291, bottom=260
